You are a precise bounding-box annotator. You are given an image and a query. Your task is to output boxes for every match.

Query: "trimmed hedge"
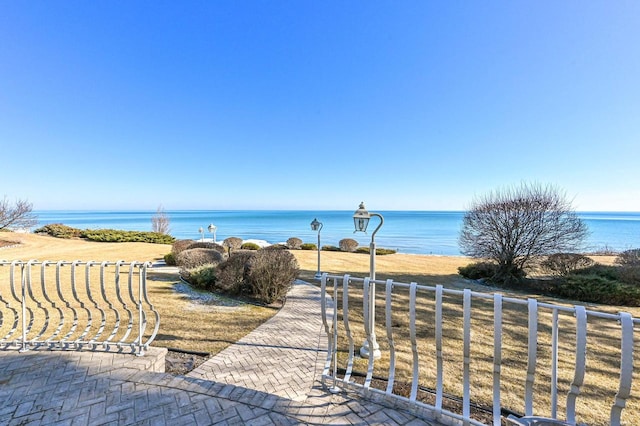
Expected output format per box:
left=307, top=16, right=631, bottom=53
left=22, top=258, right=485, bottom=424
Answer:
left=213, top=250, right=299, bottom=304
left=176, top=248, right=224, bottom=270
left=241, top=242, right=261, bottom=250
left=339, top=238, right=358, bottom=252
left=186, top=241, right=227, bottom=255
left=286, top=237, right=303, bottom=250
left=354, top=247, right=397, bottom=255
left=300, top=243, right=317, bottom=250
left=222, top=237, right=243, bottom=250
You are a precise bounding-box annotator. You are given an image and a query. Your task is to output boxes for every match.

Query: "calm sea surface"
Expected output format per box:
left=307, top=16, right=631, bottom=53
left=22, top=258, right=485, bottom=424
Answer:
left=33, top=210, right=640, bottom=256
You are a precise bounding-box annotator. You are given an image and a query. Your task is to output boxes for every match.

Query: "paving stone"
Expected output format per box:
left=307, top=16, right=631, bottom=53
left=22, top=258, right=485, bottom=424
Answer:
left=0, top=280, right=443, bottom=425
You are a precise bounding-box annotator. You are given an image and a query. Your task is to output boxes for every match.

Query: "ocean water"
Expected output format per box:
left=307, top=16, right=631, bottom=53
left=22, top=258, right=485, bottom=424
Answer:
left=33, top=210, right=640, bottom=256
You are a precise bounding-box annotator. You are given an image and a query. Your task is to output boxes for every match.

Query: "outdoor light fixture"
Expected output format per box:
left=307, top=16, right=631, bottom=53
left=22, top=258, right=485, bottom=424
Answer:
left=208, top=223, right=217, bottom=243
left=353, top=202, right=370, bottom=233
left=352, top=201, right=384, bottom=359
left=310, top=218, right=323, bottom=279
left=198, top=227, right=204, bottom=242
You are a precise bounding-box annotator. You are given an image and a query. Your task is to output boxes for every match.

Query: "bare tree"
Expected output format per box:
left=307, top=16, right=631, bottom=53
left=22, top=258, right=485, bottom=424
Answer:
left=459, top=183, right=588, bottom=284
left=151, top=205, right=171, bottom=235
left=0, top=197, right=37, bottom=231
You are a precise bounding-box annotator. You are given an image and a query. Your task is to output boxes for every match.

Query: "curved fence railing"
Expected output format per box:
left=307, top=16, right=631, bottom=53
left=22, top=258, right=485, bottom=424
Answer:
left=0, top=260, right=159, bottom=355
left=320, top=273, right=638, bottom=426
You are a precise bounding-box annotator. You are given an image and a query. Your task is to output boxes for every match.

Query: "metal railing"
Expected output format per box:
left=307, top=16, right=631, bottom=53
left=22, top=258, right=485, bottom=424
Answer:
left=320, top=274, right=637, bottom=426
left=0, top=260, right=159, bottom=355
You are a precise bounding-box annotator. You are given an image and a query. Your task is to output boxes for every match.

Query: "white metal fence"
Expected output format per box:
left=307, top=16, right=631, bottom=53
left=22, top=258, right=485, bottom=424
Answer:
left=0, top=260, right=159, bottom=355
left=320, top=274, right=638, bottom=426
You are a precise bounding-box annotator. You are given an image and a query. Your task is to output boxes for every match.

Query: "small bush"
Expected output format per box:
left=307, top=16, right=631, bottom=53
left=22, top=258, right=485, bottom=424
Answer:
left=215, top=251, right=256, bottom=295
left=222, top=237, right=243, bottom=251
left=540, top=253, right=595, bottom=277
left=354, top=247, right=397, bottom=255
left=246, top=250, right=299, bottom=304
left=321, top=245, right=341, bottom=251
left=176, top=248, right=224, bottom=270
left=300, top=243, right=317, bottom=250
left=164, top=253, right=176, bottom=266
left=615, top=249, right=640, bottom=266
left=172, top=239, right=195, bottom=256
left=458, top=262, right=499, bottom=280
left=264, top=244, right=288, bottom=250
left=241, top=242, right=261, bottom=250
left=286, top=237, right=303, bottom=250
left=185, top=264, right=217, bottom=290
left=34, top=223, right=83, bottom=239
left=186, top=241, right=227, bottom=255
left=339, top=238, right=358, bottom=252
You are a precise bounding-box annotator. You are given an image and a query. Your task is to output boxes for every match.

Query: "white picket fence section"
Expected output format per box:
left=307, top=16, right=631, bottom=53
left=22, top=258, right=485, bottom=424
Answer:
left=320, top=273, right=637, bottom=426
left=0, top=260, right=159, bottom=355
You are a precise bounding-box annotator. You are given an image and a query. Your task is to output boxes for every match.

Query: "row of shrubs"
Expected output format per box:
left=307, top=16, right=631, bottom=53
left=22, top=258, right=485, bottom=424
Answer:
left=287, top=237, right=396, bottom=255
left=166, top=238, right=299, bottom=305
left=458, top=249, right=640, bottom=306
left=34, top=223, right=175, bottom=244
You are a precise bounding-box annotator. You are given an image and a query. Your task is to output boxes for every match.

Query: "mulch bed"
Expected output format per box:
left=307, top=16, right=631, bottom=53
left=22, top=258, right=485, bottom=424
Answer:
left=165, top=349, right=211, bottom=375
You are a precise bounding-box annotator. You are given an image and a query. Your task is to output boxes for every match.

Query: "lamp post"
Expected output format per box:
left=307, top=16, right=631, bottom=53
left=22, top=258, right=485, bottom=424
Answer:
left=198, top=227, right=204, bottom=242
left=353, top=201, right=384, bottom=359
left=208, top=223, right=217, bottom=243
left=310, top=218, right=323, bottom=279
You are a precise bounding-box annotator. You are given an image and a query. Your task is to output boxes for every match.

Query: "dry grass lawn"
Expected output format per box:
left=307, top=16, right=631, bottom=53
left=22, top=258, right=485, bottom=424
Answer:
left=2, top=233, right=638, bottom=424
left=0, top=232, right=277, bottom=355
left=292, top=249, right=639, bottom=426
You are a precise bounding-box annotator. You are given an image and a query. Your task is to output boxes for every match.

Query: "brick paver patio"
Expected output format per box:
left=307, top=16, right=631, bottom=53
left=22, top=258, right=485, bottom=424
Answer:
left=0, top=278, right=441, bottom=425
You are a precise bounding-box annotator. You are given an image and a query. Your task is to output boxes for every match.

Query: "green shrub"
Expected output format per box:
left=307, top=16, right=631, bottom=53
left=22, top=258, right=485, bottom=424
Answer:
left=246, top=249, right=299, bottom=304
left=214, top=251, right=255, bottom=295
left=176, top=248, right=224, bottom=270
left=240, top=242, right=261, bottom=250
left=571, top=264, right=620, bottom=281
left=222, top=237, right=243, bottom=251
left=339, top=238, right=358, bottom=252
left=615, top=249, right=640, bottom=266
left=300, top=243, right=317, bottom=250
left=321, top=245, right=341, bottom=251
left=540, top=253, right=595, bottom=277
left=164, top=253, right=176, bottom=266
left=555, top=274, right=640, bottom=306
left=619, top=266, right=640, bottom=286
left=80, top=229, right=174, bottom=244
left=458, top=262, right=499, bottom=280
left=185, top=264, right=217, bottom=290
left=34, top=223, right=83, bottom=239
left=286, top=237, right=302, bottom=250
left=354, top=247, right=397, bottom=255
left=186, top=241, right=227, bottom=255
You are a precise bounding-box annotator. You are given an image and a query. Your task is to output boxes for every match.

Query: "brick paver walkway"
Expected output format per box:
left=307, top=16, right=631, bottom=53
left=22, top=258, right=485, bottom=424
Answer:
left=0, top=279, right=441, bottom=425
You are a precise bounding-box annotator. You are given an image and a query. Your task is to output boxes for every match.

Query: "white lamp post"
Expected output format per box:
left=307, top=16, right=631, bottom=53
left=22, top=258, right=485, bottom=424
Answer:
left=208, top=223, right=217, bottom=243
left=310, top=218, right=323, bottom=279
left=198, top=227, right=204, bottom=242
left=353, top=201, right=384, bottom=359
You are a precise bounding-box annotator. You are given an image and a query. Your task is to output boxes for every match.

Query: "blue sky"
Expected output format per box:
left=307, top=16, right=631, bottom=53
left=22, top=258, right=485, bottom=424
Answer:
left=1, top=2, right=639, bottom=211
